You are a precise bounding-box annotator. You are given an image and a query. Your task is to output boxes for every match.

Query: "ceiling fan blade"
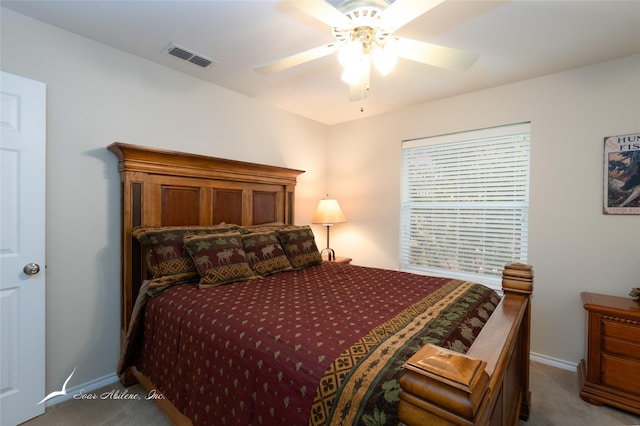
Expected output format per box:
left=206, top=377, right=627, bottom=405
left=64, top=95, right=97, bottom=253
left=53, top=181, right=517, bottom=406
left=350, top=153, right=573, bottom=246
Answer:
left=254, top=43, right=339, bottom=75
left=349, top=62, right=371, bottom=102
left=392, top=37, right=479, bottom=72
left=286, top=0, right=351, bottom=28
left=378, top=0, right=446, bottom=31
left=349, top=83, right=369, bottom=102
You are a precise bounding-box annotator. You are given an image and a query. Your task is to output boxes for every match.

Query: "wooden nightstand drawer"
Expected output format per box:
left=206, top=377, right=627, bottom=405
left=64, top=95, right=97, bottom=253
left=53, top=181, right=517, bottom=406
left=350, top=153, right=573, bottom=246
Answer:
left=601, top=354, right=640, bottom=395
left=603, top=336, right=640, bottom=359
left=604, top=320, right=640, bottom=344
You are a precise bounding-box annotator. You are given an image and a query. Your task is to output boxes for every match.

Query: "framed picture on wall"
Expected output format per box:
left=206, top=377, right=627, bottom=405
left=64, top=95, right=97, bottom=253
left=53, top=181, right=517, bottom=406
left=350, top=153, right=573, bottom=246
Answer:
left=603, top=132, right=640, bottom=214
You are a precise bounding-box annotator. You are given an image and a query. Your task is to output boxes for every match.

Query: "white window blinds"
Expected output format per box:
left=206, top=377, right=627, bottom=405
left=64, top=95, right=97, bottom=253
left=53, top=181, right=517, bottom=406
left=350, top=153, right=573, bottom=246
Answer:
left=400, top=123, right=530, bottom=289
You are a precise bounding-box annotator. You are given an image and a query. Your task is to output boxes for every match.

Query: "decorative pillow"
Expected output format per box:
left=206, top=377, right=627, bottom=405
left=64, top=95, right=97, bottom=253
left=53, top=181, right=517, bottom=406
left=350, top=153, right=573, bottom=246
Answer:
left=183, top=231, right=258, bottom=288
left=241, top=231, right=293, bottom=276
left=132, top=225, right=239, bottom=286
left=277, top=225, right=323, bottom=270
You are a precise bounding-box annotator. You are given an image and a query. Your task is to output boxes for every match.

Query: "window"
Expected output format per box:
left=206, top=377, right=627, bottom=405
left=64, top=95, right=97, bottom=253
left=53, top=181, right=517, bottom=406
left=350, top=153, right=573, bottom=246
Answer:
left=400, top=123, right=530, bottom=289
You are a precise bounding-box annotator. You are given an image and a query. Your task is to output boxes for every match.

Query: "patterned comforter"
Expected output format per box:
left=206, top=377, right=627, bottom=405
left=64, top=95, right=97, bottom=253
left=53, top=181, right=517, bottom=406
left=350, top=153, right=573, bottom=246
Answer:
left=121, top=262, right=499, bottom=425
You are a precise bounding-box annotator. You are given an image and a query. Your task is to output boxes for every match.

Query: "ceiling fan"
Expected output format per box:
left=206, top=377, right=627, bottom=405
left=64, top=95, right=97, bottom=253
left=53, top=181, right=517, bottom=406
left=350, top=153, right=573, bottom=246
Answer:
left=254, top=0, right=479, bottom=101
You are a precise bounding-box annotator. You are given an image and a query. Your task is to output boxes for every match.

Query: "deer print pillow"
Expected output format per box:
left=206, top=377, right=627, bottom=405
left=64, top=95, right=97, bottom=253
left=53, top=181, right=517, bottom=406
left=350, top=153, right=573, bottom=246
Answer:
left=277, top=225, right=323, bottom=270
left=132, top=225, right=241, bottom=293
left=183, top=231, right=258, bottom=289
left=241, top=231, right=293, bottom=276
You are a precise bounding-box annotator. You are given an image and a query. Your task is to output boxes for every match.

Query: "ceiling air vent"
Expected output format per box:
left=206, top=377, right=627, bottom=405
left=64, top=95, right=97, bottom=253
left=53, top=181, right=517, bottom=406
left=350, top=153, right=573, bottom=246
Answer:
left=164, top=43, right=216, bottom=68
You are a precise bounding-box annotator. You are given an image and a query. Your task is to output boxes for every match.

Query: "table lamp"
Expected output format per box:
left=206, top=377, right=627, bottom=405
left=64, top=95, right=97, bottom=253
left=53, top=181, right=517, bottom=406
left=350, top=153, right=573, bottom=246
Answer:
left=311, top=197, right=346, bottom=261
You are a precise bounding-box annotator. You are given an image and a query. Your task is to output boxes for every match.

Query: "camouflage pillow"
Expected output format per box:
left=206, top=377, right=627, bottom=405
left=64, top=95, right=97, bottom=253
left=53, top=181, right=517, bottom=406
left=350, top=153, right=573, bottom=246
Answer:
left=183, top=231, right=258, bottom=288
left=131, top=225, right=239, bottom=286
left=277, top=225, right=323, bottom=270
left=241, top=231, right=293, bottom=276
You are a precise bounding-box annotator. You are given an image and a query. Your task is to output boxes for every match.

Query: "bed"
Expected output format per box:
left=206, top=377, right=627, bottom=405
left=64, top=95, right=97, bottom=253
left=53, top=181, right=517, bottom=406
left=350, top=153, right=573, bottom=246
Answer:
left=108, top=142, right=534, bottom=426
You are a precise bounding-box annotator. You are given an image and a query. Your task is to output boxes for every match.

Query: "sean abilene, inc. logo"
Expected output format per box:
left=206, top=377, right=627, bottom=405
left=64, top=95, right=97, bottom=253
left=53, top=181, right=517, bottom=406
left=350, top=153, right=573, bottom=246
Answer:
left=37, top=367, right=165, bottom=405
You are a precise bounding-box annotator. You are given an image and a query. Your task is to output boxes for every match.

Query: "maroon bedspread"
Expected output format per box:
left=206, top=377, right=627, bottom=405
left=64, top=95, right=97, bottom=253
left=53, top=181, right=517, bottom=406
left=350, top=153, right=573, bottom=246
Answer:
left=128, top=262, right=498, bottom=425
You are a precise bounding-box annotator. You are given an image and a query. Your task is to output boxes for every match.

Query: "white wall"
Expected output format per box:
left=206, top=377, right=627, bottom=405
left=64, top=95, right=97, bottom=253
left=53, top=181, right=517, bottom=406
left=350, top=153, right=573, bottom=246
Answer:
left=1, top=9, right=328, bottom=391
left=328, top=54, right=640, bottom=366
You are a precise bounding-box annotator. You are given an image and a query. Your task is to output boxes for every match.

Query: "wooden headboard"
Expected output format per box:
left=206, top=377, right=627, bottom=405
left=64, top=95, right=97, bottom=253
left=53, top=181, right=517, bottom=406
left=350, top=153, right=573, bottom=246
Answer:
left=108, top=143, right=304, bottom=341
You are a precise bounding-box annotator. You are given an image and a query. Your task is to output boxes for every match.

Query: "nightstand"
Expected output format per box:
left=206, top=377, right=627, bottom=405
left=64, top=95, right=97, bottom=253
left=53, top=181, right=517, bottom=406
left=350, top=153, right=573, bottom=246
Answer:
left=322, top=255, right=352, bottom=264
left=578, top=292, right=640, bottom=415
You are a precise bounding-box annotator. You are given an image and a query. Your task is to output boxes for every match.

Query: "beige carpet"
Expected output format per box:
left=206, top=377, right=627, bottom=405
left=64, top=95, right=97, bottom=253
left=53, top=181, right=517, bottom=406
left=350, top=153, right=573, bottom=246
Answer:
left=21, top=361, right=640, bottom=425
left=522, top=361, right=639, bottom=426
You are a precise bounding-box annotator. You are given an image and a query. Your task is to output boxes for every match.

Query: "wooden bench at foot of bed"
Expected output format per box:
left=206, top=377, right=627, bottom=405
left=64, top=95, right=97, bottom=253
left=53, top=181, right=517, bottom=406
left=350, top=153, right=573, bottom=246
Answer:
left=399, top=263, right=533, bottom=426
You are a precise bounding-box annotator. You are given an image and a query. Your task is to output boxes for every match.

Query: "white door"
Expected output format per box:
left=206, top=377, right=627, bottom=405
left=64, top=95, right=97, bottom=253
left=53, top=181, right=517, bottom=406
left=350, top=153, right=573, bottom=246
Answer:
left=0, top=71, right=46, bottom=425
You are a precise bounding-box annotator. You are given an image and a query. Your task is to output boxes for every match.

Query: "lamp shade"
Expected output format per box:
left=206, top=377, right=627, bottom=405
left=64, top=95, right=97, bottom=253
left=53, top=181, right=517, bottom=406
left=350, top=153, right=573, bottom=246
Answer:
left=312, top=198, right=346, bottom=225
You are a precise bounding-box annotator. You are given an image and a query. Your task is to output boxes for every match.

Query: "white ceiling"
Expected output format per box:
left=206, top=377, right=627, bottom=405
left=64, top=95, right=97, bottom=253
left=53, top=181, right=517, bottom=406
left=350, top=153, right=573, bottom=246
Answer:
left=3, top=0, right=640, bottom=125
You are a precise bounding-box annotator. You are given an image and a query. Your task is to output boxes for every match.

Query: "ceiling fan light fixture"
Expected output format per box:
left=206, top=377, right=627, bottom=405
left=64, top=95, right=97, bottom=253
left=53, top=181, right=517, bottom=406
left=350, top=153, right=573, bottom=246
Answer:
left=338, top=40, right=364, bottom=66
left=371, top=44, right=397, bottom=76
left=341, top=62, right=362, bottom=85
left=341, top=55, right=371, bottom=86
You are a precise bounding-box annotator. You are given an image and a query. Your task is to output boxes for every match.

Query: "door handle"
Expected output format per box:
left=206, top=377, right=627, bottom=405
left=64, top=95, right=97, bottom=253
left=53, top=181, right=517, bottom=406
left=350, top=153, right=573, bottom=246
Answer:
left=23, top=263, right=41, bottom=275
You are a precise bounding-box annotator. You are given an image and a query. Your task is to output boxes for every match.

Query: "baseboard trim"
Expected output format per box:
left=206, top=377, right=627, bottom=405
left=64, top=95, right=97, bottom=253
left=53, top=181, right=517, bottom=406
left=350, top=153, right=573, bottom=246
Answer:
left=44, top=372, right=119, bottom=407
left=530, top=352, right=578, bottom=372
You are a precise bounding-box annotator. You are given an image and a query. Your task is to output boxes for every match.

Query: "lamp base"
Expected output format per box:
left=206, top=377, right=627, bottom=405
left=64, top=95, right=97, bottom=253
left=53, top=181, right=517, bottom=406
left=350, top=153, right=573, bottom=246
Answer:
left=320, top=248, right=336, bottom=261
